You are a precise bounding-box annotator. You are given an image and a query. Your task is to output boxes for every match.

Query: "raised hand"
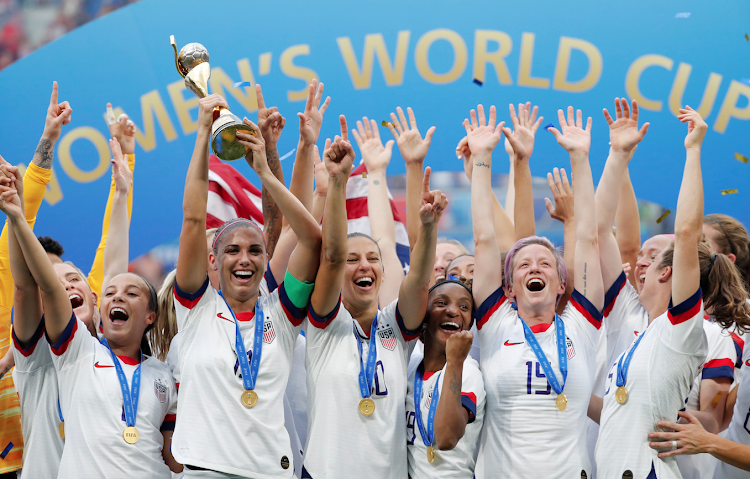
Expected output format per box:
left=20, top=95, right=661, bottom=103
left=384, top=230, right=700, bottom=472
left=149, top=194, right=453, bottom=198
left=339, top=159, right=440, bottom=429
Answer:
left=603, top=98, right=649, bottom=154
left=255, top=84, right=285, bottom=146
left=446, top=330, right=474, bottom=364
left=298, top=79, right=330, bottom=146
left=679, top=106, right=708, bottom=149
left=106, top=103, right=136, bottom=155
left=501, top=102, right=543, bottom=162
left=455, top=136, right=473, bottom=180
left=235, top=120, right=269, bottom=175
left=313, top=143, right=329, bottom=197
left=198, top=94, right=229, bottom=131
left=323, top=115, right=355, bottom=179
left=462, top=104, right=504, bottom=159
left=0, top=163, right=23, bottom=219
left=352, top=117, right=393, bottom=173
left=109, top=138, right=131, bottom=195
left=387, top=106, right=435, bottom=165
left=548, top=106, right=592, bottom=155
left=418, top=167, right=448, bottom=226
left=545, top=167, right=573, bottom=224
left=43, top=81, right=72, bottom=143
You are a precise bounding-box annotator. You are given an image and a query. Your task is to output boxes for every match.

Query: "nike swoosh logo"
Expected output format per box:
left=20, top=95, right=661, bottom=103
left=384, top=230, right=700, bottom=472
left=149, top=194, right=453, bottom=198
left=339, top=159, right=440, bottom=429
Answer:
left=634, top=331, right=640, bottom=337
left=217, top=312, right=233, bottom=323
left=504, top=340, right=524, bottom=346
left=746, top=359, right=750, bottom=367
left=94, top=362, right=114, bottom=368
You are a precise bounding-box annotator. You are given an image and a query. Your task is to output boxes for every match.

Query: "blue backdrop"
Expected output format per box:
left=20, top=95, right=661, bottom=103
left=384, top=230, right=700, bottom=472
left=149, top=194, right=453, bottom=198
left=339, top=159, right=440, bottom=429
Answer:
left=0, top=0, right=748, bottom=268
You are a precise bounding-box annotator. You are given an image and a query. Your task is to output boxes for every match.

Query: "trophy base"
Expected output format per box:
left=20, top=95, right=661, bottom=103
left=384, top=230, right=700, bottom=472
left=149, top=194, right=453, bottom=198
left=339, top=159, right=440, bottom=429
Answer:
left=211, top=110, right=256, bottom=161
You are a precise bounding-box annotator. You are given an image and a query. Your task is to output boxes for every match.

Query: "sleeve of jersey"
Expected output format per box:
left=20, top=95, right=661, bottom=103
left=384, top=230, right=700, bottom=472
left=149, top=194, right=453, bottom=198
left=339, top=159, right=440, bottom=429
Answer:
left=460, top=363, right=484, bottom=424
left=160, top=377, right=178, bottom=432
left=394, top=302, right=420, bottom=342
left=47, top=313, right=91, bottom=368
left=307, top=295, right=342, bottom=330
left=11, top=318, right=45, bottom=364
left=265, top=262, right=278, bottom=294
left=569, top=290, right=604, bottom=331
left=173, top=277, right=210, bottom=331
left=702, top=332, right=736, bottom=381
left=730, top=332, right=744, bottom=369
left=278, top=282, right=306, bottom=327
left=602, top=271, right=628, bottom=319
left=665, top=288, right=704, bottom=352
left=474, top=286, right=510, bottom=332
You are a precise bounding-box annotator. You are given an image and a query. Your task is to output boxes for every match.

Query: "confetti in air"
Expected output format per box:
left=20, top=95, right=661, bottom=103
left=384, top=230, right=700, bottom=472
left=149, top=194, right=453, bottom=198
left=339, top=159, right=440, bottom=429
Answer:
left=721, top=189, right=739, bottom=195
left=656, top=210, right=671, bottom=224
left=381, top=121, right=391, bottom=127
left=745, top=33, right=749, bottom=41
left=279, top=148, right=296, bottom=161
left=735, top=153, right=749, bottom=164
left=473, top=79, right=483, bottom=86
left=675, top=12, right=690, bottom=18
left=544, top=123, right=555, bottom=131
left=232, top=81, right=253, bottom=89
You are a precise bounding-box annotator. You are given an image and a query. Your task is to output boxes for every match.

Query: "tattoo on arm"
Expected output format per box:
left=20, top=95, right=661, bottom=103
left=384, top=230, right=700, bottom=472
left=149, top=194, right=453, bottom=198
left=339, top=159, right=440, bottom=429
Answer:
left=263, top=147, right=283, bottom=259
left=449, top=372, right=461, bottom=405
left=583, top=263, right=588, bottom=296
left=373, top=180, right=380, bottom=185
left=33, top=139, right=54, bottom=169
left=475, top=161, right=491, bottom=169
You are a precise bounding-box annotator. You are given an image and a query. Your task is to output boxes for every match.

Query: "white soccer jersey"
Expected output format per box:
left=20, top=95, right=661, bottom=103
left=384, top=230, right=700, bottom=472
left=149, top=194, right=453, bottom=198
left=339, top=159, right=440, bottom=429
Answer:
left=49, top=313, right=178, bottom=478
left=302, top=298, right=419, bottom=479
left=603, top=272, right=649, bottom=370
left=172, top=277, right=304, bottom=478
left=406, top=356, right=485, bottom=478
left=597, top=289, right=707, bottom=479
left=474, top=287, right=603, bottom=478
left=714, top=332, right=750, bottom=479
left=11, top=320, right=63, bottom=478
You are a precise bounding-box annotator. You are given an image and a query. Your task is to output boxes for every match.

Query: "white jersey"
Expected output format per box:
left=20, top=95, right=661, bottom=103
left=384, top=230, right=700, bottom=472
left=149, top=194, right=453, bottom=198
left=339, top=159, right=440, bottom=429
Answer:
left=49, top=313, right=178, bottom=478
left=302, top=298, right=418, bottom=479
left=474, top=287, right=603, bottom=478
left=11, top=320, right=63, bottom=478
left=597, top=289, right=707, bottom=479
left=603, top=272, right=649, bottom=370
left=406, top=357, right=485, bottom=478
left=715, top=331, right=750, bottom=479
left=172, top=277, right=304, bottom=478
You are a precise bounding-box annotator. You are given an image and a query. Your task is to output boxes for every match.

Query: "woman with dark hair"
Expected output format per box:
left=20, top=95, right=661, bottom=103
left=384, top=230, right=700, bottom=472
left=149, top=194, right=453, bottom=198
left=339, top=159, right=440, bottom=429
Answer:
left=702, top=214, right=750, bottom=291
left=406, top=278, right=485, bottom=478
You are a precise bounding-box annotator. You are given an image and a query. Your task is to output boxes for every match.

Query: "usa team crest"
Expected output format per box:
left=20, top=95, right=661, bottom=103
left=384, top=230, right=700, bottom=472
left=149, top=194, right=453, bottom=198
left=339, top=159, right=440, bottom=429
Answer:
left=154, top=380, right=167, bottom=403
left=378, top=325, right=396, bottom=351
left=263, top=321, right=276, bottom=343
left=566, top=336, right=576, bottom=359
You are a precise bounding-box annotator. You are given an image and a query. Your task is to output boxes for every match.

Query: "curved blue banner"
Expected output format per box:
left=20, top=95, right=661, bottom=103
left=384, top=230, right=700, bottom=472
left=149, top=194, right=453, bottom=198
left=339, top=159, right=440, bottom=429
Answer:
left=0, top=0, right=748, bottom=266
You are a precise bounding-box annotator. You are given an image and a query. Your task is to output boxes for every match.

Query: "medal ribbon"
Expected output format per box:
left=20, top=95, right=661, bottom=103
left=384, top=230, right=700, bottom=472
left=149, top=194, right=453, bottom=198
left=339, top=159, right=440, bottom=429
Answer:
left=414, top=362, right=441, bottom=448
left=100, top=337, right=142, bottom=428
left=57, top=397, right=63, bottom=423
left=353, top=314, right=379, bottom=400
left=520, top=314, right=567, bottom=395
left=219, top=290, right=264, bottom=392
left=615, top=326, right=648, bottom=388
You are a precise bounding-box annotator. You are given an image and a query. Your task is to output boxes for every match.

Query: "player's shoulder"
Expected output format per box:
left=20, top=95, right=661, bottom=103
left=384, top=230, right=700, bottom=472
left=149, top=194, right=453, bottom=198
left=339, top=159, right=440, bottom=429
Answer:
left=143, top=355, right=172, bottom=375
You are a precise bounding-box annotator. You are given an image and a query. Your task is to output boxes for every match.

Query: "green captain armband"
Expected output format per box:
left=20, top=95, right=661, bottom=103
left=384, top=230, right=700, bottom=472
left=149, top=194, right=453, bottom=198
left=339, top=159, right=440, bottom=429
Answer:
left=284, top=270, right=315, bottom=310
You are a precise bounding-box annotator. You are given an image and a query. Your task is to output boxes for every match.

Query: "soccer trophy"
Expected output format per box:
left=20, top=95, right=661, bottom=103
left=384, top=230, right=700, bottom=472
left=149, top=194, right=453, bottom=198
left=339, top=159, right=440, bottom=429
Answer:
left=170, top=35, right=256, bottom=161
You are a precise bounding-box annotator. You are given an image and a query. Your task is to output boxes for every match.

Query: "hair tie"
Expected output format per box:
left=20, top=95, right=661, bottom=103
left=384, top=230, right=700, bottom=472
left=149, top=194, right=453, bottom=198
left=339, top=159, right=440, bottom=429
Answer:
left=710, top=254, right=717, bottom=265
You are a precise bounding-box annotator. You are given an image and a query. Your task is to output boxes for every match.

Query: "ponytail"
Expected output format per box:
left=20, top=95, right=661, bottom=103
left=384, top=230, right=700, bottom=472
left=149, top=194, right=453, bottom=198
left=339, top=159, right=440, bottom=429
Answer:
left=148, top=269, right=178, bottom=361
left=703, top=214, right=750, bottom=294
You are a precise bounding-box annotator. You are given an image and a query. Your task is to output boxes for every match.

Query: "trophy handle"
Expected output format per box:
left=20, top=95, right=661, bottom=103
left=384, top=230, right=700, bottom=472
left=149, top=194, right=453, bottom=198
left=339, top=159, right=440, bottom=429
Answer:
left=170, top=35, right=186, bottom=78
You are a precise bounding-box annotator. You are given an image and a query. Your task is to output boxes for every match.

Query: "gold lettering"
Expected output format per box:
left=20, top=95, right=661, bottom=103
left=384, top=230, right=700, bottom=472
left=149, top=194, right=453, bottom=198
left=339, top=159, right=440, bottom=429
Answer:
left=336, top=32, right=411, bottom=89
left=472, top=30, right=513, bottom=85
left=58, top=126, right=111, bottom=183
left=713, top=80, right=750, bottom=133
left=116, top=90, right=178, bottom=152
left=553, top=37, right=603, bottom=93
left=667, top=63, right=722, bottom=119
left=280, top=44, right=320, bottom=101
left=624, top=54, right=674, bottom=111
left=518, top=33, right=550, bottom=89
left=167, top=79, right=199, bottom=135
left=415, top=29, right=468, bottom=84
left=209, top=59, right=258, bottom=113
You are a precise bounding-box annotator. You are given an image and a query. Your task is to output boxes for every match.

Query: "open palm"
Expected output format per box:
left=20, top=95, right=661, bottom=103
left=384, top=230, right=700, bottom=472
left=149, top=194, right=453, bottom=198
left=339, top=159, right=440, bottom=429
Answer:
left=353, top=117, right=392, bottom=172
left=604, top=98, right=649, bottom=153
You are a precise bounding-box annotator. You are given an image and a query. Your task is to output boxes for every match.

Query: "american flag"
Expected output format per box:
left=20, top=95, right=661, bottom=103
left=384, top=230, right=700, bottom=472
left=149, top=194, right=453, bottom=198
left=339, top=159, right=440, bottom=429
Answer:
left=207, top=155, right=264, bottom=229
left=154, top=380, right=167, bottom=404
left=262, top=321, right=276, bottom=344
left=346, top=162, right=410, bottom=273
left=378, top=325, right=396, bottom=351
left=566, top=336, right=576, bottom=360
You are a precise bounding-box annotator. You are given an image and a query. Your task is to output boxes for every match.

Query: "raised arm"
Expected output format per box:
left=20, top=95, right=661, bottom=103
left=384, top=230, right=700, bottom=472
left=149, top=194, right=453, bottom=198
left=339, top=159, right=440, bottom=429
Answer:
left=397, top=168, right=446, bottom=329
left=311, top=144, right=328, bottom=223
left=545, top=167, right=575, bottom=313
left=236, top=120, right=321, bottom=283
left=434, top=330, right=473, bottom=450
left=456, top=136, right=515, bottom=251
left=353, top=117, right=403, bottom=306
left=387, top=107, right=435, bottom=249
left=467, top=105, right=505, bottom=305
left=672, top=107, right=707, bottom=305
left=310, top=117, right=355, bottom=316
left=503, top=102, right=543, bottom=240
left=504, top=138, right=516, bottom=224
left=176, top=94, right=228, bottom=293
left=0, top=166, right=71, bottom=344
left=548, top=107, right=603, bottom=310
left=100, top=138, right=132, bottom=295
left=595, top=99, right=649, bottom=290
left=87, top=107, right=136, bottom=299
left=615, top=167, right=641, bottom=287
left=255, top=84, right=286, bottom=258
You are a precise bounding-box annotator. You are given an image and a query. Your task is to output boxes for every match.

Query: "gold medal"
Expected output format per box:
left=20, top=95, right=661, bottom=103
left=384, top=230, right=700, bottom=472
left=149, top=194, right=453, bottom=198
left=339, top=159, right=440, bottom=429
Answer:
left=556, top=393, right=568, bottom=411
left=241, top=390, right=259, bottom=408
left=58, top=422, right=65, bottom=439
left=358, top=398, right=375, bottom=416
left=427, top=445, right=436, bottom=464
left=615, top=386, right=628, bottom=404
left=123, top=426, right=139, bottom=444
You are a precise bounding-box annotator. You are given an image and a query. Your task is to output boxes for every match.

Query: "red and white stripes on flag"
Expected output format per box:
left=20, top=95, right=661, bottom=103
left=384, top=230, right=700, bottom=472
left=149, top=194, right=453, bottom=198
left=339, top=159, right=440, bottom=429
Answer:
left=346, top=162, right=411, bottom=271
left=207, top=155, right=264, bottom=229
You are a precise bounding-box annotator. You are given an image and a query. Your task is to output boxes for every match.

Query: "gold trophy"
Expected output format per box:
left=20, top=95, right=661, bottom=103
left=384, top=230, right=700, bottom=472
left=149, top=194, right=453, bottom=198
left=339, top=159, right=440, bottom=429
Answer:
left=170, top=35, right=256, bottom=161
